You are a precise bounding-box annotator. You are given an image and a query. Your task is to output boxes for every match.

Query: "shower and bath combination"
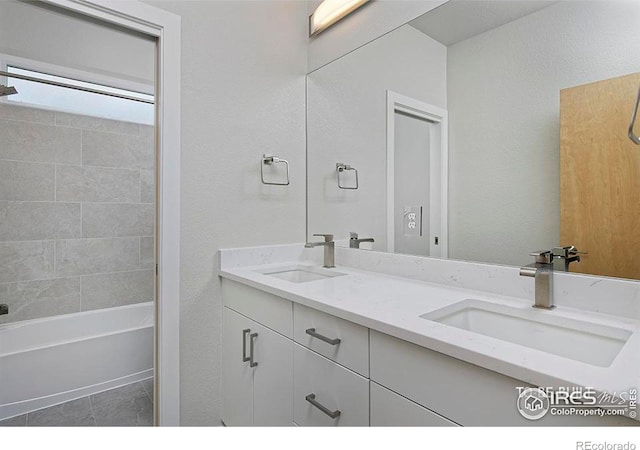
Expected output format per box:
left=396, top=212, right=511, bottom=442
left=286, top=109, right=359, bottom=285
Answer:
left=0, top=81, right=13, bottom=320
left=0, top=68, right=157, bottom=426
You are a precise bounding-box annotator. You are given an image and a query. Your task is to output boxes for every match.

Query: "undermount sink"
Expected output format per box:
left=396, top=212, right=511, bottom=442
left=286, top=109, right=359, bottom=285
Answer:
left=421, top=299, right=632, bottom=367
left=259, top=265, right=346, bottom=284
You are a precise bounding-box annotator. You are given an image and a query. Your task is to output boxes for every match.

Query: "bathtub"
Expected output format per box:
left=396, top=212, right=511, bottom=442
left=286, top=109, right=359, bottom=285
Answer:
left=0, top=302, right=154, bottom=421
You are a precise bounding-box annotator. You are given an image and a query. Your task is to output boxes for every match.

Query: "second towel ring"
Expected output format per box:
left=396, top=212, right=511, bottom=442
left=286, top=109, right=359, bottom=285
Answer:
left=261, top=154, right=290, bottom=186
left=336, top=163, right=359, bottom=189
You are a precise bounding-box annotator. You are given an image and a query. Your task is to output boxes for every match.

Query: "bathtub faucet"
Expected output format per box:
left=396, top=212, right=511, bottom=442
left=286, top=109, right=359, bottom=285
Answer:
left=0, top=304, right=7, bottom=315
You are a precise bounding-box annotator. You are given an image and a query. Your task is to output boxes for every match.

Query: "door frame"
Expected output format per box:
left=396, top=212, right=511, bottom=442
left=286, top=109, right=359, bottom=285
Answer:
left=386, top=90, right=448, bottom=257
left=43, top=0, right=181, bottom=426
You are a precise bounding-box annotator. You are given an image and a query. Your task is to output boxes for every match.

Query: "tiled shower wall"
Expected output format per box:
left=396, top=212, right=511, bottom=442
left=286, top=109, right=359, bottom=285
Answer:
left=0, top=103, right=154, bottom=324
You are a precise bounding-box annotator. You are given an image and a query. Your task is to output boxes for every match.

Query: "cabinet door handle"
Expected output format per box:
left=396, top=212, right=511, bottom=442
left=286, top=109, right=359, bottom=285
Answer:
left=305, top=393, right=341, bottom=419
left=249, top=332, right=258, bottom=368
left=242, top=329, right=250, bottom=362
left=305, top=328, right=341, bottom=346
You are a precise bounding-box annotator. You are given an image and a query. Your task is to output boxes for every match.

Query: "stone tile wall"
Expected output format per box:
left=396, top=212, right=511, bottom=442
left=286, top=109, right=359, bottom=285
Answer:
left=0, top=103, right=155, bottom=324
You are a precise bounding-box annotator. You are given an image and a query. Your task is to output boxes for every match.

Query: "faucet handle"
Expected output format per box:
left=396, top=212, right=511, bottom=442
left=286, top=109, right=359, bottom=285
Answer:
left=313, top=233, right=334, bottom=242
left=570, top=246, right=586, bottom=254
left=552, top=245, right=587, bottom=258
left=529, top=250, right=552, bottom=256
left=529, top=250, right=553, bottom=264
left=350, top=232, right=358, bottom=239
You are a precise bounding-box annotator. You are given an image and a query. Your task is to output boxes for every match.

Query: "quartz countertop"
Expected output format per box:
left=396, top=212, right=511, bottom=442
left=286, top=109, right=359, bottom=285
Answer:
left=219, top=245, right=640, bottom=420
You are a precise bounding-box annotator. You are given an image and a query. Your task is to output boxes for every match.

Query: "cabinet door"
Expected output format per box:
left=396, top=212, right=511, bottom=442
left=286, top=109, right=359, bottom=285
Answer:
left=222, top=307, right=254, bottom=426
left=252, top=321, right=293, bottom=426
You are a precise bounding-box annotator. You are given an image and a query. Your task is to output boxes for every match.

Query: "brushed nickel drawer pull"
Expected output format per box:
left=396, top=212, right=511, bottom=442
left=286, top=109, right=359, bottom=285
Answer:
left=305, top=393, right=341, bottom=419
left=242, top=329, right=250, bottom=362
left=305, top=328, right=341, bottom=346
left=249, top=332, right=258, bottom=367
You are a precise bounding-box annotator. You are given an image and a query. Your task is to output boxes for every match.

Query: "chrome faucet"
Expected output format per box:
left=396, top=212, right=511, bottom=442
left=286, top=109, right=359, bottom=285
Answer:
left=519, top=246, right=586, bottom=309
left=305, top=234, right=335, bottom=268
left=349, top=232, right=374, bottom=249
left=552, top=245, right=586, bottom=272
left=519, top=250, right=555, bottom=309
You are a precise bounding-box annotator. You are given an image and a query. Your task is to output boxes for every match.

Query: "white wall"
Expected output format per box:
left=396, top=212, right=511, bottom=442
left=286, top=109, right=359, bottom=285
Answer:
left=0, top=0, right=155, bottom=86
left=447, top=1, right=640, bottom=266
left=307, top=24, right=447, bottom=249
left=307, top=0, right=446, bottom=72
left=143, top=0, right=307, bottom=426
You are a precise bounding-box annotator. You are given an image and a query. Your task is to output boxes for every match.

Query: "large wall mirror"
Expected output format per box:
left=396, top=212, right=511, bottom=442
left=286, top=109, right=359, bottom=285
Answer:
left=306, top=0, right=640, bottom=280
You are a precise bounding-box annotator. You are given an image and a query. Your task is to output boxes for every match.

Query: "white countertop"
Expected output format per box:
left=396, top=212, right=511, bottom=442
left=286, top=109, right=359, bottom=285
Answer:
left=219, top=247, right=640, bottom=420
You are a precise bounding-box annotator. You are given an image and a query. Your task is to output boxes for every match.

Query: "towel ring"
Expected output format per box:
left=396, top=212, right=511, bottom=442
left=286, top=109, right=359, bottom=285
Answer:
left=336, top=163, right=358, bottom=189
left=261, top=154, right=290, bottom=186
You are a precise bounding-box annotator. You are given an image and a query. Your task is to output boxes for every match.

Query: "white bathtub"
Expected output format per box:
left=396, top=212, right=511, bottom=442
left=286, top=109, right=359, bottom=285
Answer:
left=0, top=302, right=154, bottom=421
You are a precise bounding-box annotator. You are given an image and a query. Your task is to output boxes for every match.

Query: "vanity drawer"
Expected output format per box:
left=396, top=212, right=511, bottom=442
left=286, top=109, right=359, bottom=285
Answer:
left=370, top=330, right=638, bottom=427
left=293, top=344, right=369, bottom=426
left=370, top=330, right=528, bottom=426
left=222, top=279, right=292, bottom=338
left=370, top=382, right=458, bottom=427
left=293, top=303, right=369, bottom=376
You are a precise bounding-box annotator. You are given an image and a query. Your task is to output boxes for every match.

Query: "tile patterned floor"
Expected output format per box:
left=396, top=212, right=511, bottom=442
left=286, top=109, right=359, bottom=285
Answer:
left=0, top=379, right=154, bottom=427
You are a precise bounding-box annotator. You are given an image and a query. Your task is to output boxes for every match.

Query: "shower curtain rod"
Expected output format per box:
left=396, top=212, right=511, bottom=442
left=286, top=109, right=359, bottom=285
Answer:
left=0, top=70, right=155, bottom=105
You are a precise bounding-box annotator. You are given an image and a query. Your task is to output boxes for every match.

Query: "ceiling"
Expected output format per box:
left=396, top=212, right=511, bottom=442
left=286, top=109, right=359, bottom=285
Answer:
left=409, top=0, right=559, bottom=46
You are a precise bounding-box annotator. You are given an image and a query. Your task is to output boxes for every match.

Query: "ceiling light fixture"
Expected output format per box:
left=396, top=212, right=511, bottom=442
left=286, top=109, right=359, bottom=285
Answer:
left=309, top=0, right=369, bottom=37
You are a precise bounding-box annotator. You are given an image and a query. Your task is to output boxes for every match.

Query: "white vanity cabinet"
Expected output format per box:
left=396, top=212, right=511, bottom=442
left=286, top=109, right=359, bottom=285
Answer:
left=222, top=279, right=371, bottom=427
left=221, top=279, right=638, bottom=427
left=221, top=281, right=294, bottom=426
left=222, top=307, right=293, bottom=426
